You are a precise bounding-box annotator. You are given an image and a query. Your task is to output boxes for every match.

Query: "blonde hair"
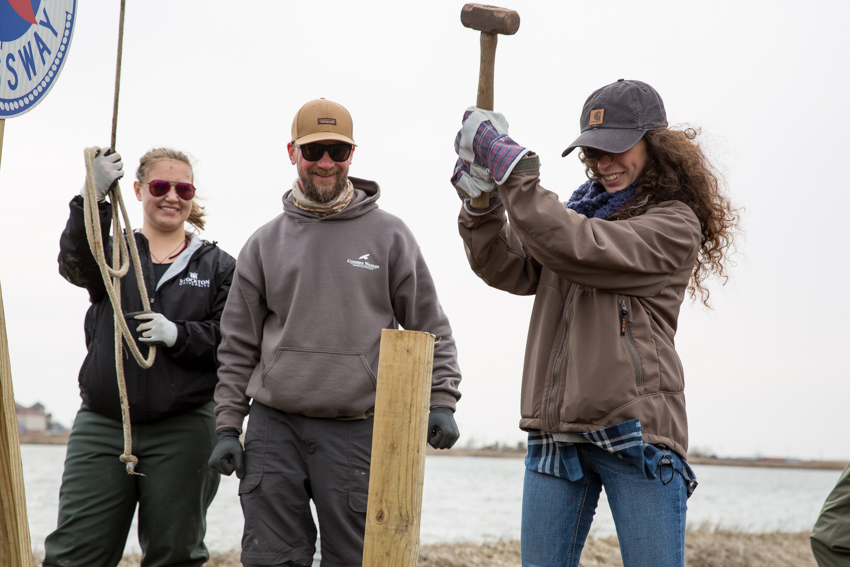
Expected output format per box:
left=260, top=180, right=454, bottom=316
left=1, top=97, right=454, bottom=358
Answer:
left=135, top=147, right=206, bottom=232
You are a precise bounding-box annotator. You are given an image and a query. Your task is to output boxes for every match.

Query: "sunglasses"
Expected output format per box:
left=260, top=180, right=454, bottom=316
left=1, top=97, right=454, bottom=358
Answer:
left=296, top=142, right=352, bottom=162
left=144, top=179, right=196, bottom=200
left=581, top=147, right=609, bottom=161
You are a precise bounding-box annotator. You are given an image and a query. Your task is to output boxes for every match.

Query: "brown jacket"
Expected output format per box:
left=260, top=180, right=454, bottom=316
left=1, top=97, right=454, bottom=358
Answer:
left=458, top=159, right=701, bottom=458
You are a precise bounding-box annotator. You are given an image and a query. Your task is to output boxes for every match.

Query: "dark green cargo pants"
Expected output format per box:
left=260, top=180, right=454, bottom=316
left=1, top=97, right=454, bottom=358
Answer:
left=43, top=403, right=220, bottom=567
left=812, top=460, right=850, bottom=567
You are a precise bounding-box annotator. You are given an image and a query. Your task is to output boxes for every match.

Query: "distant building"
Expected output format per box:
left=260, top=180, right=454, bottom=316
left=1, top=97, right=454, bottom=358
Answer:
left=15, top=402, right=59, bottom=434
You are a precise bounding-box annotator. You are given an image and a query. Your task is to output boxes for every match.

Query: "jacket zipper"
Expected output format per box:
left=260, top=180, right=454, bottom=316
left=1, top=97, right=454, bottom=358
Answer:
left=548, top=286, right=577, bottom=431
left=618, top=299, right=643, bottom=388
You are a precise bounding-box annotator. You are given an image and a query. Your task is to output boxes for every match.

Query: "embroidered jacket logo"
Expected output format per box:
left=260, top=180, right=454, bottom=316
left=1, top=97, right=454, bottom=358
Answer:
left=179, top=271, right=210, bottom=288
left=347, top=253, right=380, bottom=271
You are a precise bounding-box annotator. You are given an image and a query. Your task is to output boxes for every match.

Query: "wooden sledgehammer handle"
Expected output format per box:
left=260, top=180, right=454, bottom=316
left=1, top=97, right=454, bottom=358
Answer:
left=476, top=33, right=497, bottom=113
left=469, top=33, right=497, bottom=209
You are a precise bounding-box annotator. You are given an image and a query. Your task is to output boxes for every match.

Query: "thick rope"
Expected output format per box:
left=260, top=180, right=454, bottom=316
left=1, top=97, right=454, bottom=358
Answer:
left=111, top=0, right=126, bottom=150
left=82, top=148, right=153, bottom=475
left=79, top=0, right=145, bottom=475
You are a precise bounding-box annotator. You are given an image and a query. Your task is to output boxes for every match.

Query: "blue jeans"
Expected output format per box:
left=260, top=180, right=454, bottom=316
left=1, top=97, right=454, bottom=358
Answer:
left=521, top=443, right=687, bottom=567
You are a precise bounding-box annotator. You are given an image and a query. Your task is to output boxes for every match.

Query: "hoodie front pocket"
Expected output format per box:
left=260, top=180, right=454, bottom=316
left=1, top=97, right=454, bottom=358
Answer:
left=260, top=347, right=377, bottom=417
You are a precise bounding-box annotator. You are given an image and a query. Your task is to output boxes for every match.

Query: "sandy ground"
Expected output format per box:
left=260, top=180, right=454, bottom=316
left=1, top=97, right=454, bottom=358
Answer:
left=31, top=528, right=817, bottom=566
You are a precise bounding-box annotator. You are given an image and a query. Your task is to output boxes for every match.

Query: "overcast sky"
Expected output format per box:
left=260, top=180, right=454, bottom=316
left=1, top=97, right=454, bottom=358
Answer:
left=2, top=0, right=849, bottom=461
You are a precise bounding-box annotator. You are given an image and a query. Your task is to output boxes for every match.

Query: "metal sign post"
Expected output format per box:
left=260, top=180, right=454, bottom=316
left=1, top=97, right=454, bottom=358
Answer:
left=0, top=2, right=78, bottom=564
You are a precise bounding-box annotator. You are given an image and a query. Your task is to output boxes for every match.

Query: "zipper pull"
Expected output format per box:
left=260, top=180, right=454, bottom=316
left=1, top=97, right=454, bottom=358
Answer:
left=618, top=300, right=628, bottom=336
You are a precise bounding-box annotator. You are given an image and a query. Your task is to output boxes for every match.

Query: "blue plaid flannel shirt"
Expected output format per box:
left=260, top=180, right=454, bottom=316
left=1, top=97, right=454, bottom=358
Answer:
left=526, top=419, right=698, bottom=497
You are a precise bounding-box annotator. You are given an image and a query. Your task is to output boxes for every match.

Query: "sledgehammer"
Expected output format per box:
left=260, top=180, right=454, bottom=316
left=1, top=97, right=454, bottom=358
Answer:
left=461, top=3, right=520, bottom=209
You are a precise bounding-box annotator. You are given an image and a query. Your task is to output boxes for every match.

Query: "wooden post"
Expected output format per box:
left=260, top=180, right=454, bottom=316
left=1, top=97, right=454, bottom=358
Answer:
left=0, top=119, right=5, bottom=171
left=362, top=329, right=434, bottom=566
left=0, top=277, right=34, bottom=567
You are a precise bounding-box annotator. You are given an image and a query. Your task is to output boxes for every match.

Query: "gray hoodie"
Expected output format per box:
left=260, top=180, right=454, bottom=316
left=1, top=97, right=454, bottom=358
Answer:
left=214, top=177, right=461, bottom=430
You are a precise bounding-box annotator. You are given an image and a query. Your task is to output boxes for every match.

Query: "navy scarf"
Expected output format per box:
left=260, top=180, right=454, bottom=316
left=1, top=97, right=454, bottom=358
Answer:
left=565, top=179, right=639, bottom=220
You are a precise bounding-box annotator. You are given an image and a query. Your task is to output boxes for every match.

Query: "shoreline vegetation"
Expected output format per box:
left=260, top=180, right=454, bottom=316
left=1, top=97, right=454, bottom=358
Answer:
left=31, top=528, right=818, bottom=566
left=20, top=433, right=847, bottom=471
left=428, top=447, right=849, bottom=471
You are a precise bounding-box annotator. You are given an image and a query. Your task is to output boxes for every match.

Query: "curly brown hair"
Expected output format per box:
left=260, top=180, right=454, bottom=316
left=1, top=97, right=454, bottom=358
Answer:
left=579, top=128, right=739, bottom=306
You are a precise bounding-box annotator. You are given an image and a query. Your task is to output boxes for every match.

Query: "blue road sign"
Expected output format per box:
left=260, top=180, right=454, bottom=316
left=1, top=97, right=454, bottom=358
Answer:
left=0, top=0, right=77, bottom=118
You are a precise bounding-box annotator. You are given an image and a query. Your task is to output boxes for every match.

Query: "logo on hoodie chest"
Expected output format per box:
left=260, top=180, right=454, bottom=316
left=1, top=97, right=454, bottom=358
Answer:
left=347, top=253, right=380, bottom=271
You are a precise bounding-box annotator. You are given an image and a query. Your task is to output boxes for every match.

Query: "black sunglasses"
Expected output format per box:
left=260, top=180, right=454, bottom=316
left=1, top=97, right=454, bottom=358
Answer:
left=581, top=147, right=609, bottom=161
left=296, top=142, right=352, bottom=162
left=144, top=179, right=196, bottom=200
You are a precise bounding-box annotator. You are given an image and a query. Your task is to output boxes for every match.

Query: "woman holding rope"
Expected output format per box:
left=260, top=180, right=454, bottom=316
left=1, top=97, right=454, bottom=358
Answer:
left=45, top=148, right=236, bottom=567
left=451, top=79, right=737, bottom=566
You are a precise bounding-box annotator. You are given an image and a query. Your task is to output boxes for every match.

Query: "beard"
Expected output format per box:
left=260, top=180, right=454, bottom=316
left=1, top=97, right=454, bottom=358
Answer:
left=299, top=166, right=349, bottom=203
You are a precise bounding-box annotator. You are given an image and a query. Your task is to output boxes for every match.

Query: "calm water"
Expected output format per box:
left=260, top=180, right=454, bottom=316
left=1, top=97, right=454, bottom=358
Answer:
left=21, top=444, right=841, bottom=555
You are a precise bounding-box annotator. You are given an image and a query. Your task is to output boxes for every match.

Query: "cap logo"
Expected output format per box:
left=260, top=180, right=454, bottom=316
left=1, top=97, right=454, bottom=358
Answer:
left=318, top=118, right=336, bottom=125
left=589, top=109, right=604, bottom=126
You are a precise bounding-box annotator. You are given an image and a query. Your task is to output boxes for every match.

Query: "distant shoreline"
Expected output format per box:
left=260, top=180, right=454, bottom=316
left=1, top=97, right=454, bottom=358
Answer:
left=21, top=434, right=847, bottom=471
left=18, top=433, right=69, bottom=445
left=426, top=447, right=849, bottom=471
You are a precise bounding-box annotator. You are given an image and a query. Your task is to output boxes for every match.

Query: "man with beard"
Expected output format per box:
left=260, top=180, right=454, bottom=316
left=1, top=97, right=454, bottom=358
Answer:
left=208, top=98, right=462, bottom=567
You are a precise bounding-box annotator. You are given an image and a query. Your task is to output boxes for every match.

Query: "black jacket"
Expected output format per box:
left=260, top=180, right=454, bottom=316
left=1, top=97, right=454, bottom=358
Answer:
left=59, top=195, right=236, bottom=423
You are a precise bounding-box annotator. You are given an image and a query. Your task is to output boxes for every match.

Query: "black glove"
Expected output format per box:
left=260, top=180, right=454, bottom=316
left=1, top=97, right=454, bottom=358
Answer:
left=208, top=427, right=245, bottom=478
left=427, top=407, right=459, bottom=449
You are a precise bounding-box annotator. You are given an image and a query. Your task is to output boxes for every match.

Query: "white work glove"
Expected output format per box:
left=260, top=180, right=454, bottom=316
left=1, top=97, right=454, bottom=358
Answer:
left=452, top=158, right=494, bottom=199
left=81, top=148, right=124, bottom=201
left=133, top=312, right=178, bottom=348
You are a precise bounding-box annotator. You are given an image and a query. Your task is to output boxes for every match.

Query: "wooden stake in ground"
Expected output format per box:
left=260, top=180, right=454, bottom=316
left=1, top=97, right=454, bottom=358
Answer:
left=362, top=329, right=435, bottom=567
left=0, top=278, right=34, bottom=567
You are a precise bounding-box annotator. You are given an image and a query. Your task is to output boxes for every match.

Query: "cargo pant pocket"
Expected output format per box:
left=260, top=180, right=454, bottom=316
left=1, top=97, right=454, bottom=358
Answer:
left=239, top=472, right=263, bottom=496
left=348, top=417, right=373, bottom=513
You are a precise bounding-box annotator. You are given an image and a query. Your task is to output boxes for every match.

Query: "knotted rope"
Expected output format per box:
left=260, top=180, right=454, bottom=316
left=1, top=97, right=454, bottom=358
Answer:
left=81, top=0, right=150, bottom=475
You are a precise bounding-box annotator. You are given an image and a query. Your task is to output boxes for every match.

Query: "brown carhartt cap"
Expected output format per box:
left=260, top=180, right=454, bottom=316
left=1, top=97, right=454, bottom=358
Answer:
left=291, top=98, right=356, bottom=145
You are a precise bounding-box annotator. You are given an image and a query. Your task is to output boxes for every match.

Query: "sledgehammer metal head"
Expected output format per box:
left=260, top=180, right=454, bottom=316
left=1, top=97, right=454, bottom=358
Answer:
left=461, top=4, right=520, bottom=36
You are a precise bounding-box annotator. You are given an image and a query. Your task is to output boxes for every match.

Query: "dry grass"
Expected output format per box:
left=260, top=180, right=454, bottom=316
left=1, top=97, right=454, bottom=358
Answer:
left=33, top=528, right=817, bottom=566
left=417, top=529, right=817, bottom=567
left=683, top=527, right=815, bottom=567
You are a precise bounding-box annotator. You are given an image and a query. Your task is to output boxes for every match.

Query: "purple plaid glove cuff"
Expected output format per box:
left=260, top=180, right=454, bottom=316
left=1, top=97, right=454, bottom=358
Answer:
left=464, top=194, right=503, bottom=216
left=455, top=109, right=529, bottom=183
left=487, top=135, right=527, bottom=183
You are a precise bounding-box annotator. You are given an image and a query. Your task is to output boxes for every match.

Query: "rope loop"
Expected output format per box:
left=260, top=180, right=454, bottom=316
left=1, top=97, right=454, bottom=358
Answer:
left=82, top=146, right=155, bottom=474
left=82, top=147, right=156, bottom=368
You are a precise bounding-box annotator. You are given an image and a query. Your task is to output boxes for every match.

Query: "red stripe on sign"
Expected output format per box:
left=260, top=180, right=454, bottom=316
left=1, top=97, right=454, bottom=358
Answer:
left=10, top=0, right=39, bottom=24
